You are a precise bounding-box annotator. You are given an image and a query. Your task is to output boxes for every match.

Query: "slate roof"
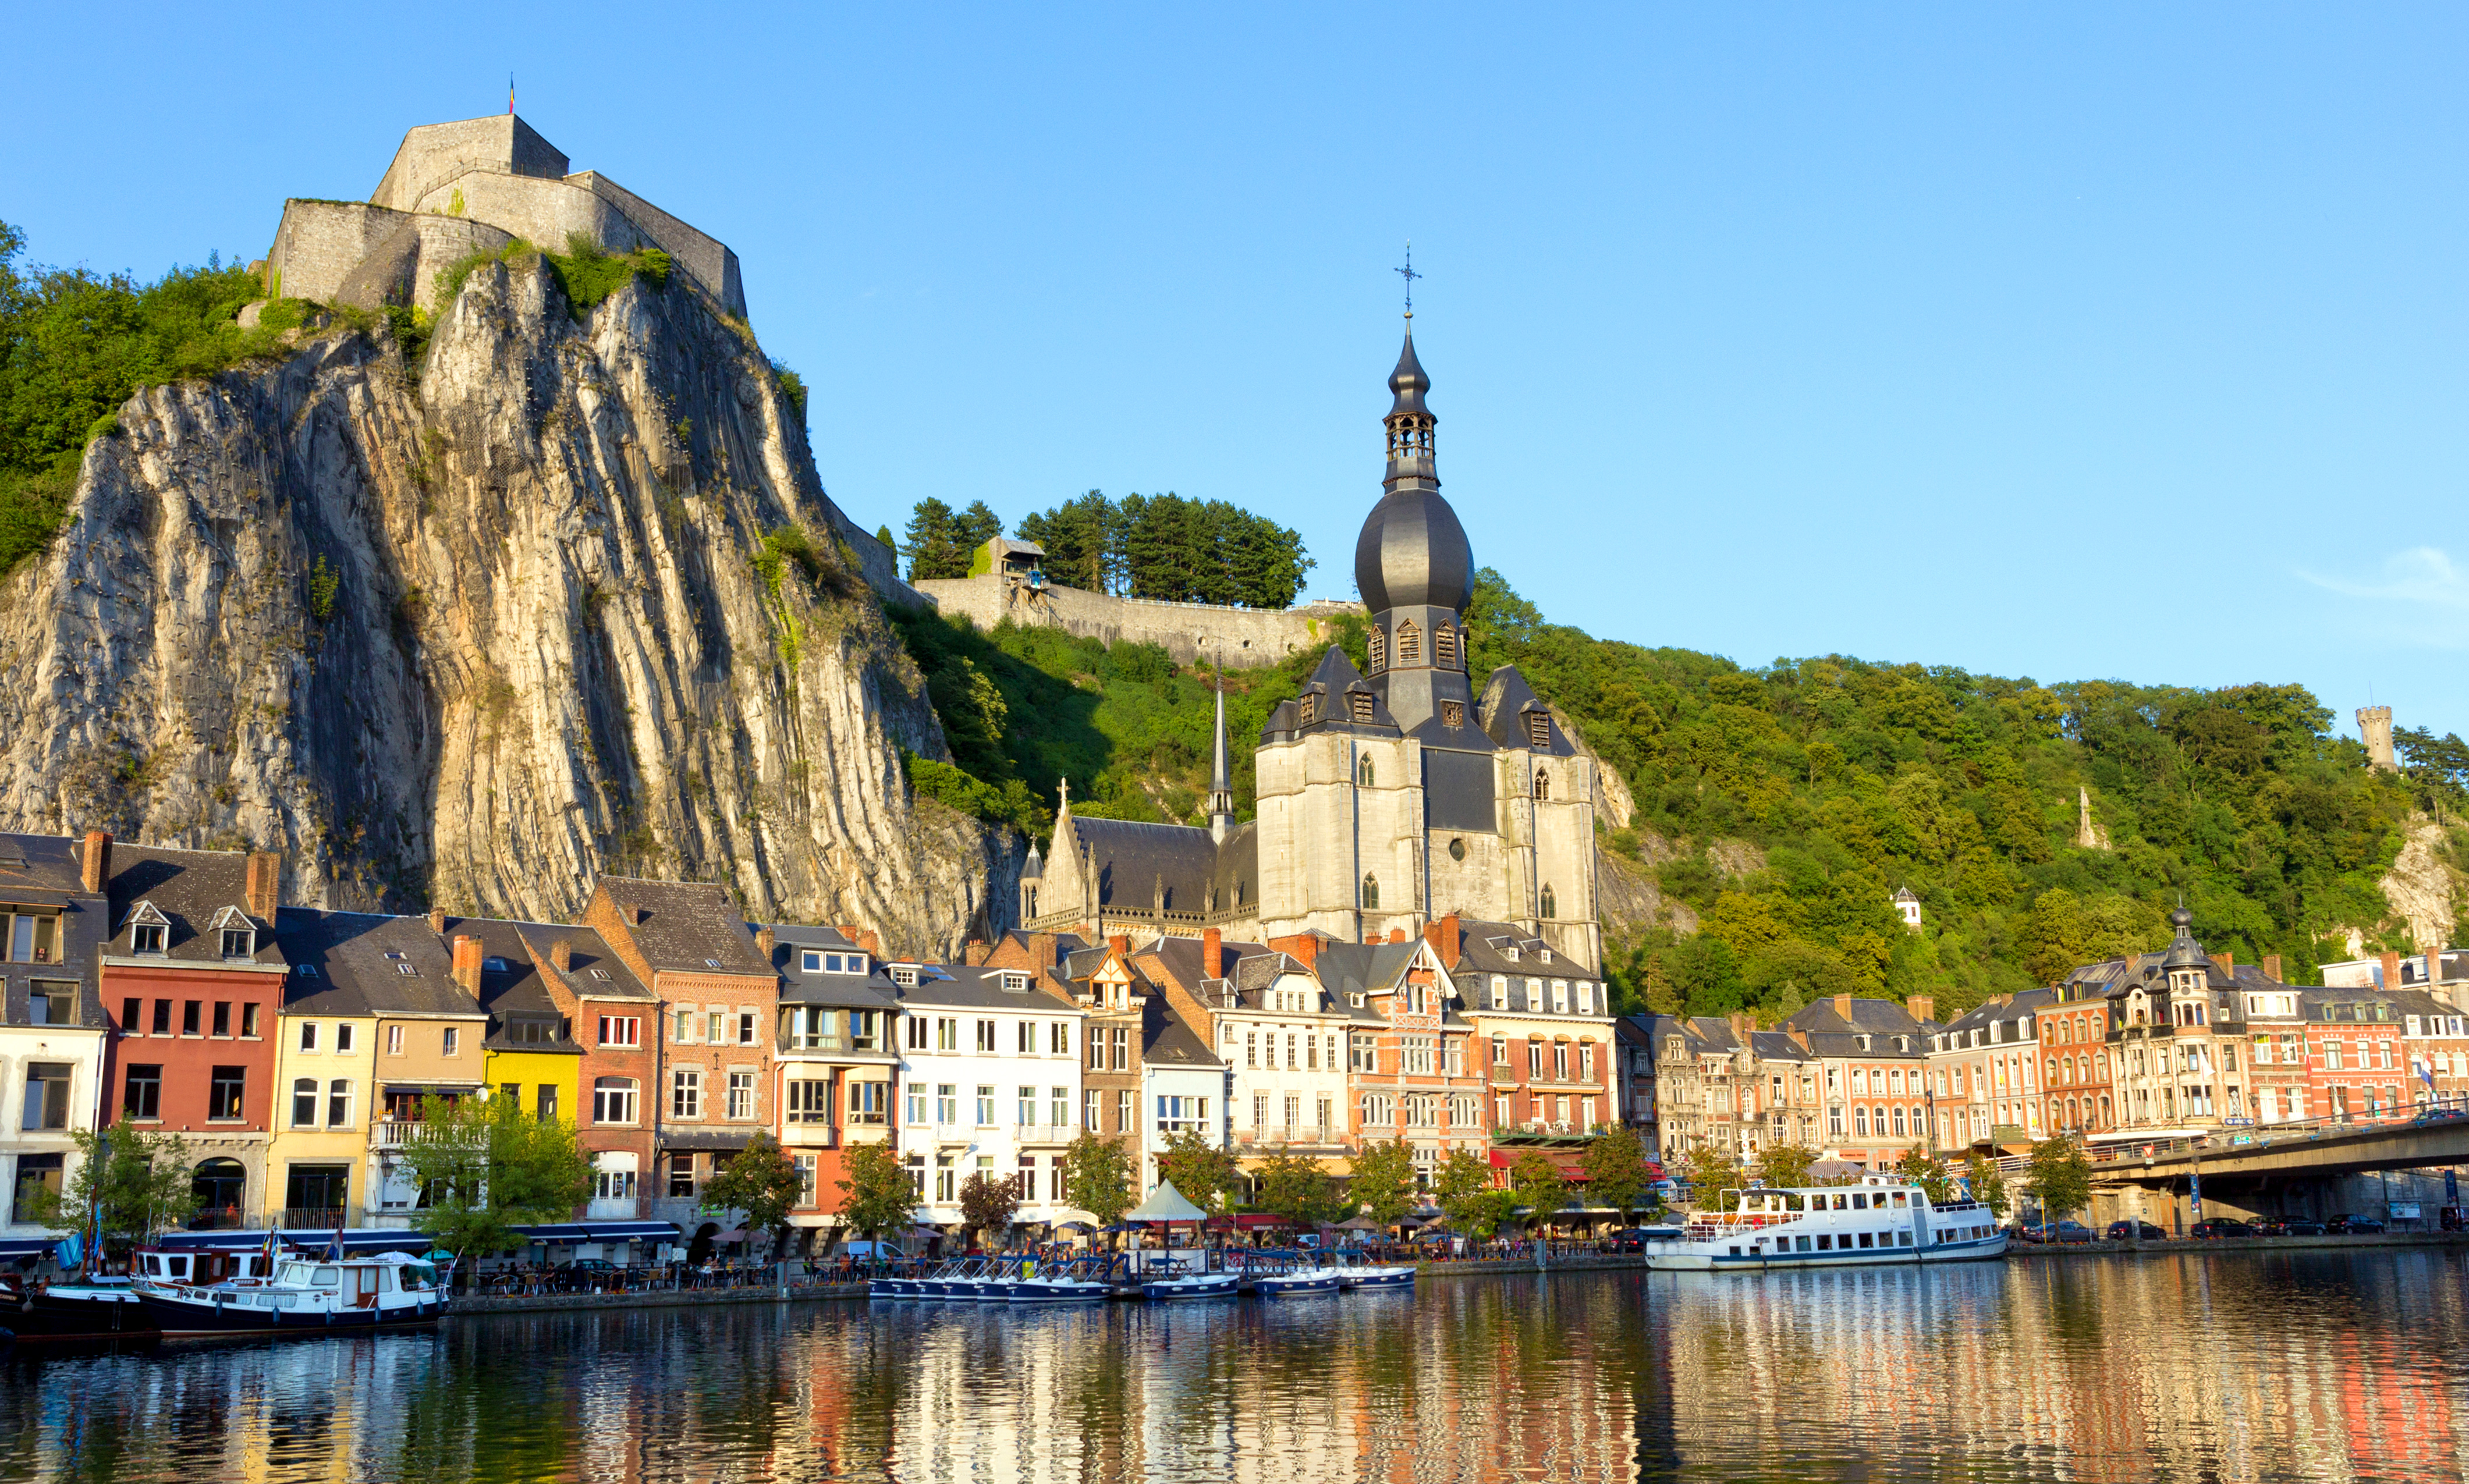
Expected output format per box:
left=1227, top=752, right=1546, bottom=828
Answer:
left=1260, top=648, right=1400, bottom=741
left=1450, top=918, right=1601, bottom=982
left=891, top=963, right=1079, bottom=1013
left=1060, top=816, right=1225, bottom=917
left=513, top=922, right=653, bottom=1003
left=275, top=910, right=481, bottom=1020
left=1932, top=987, right=2059, bottom=1043
left=1312, top=940, right=1470, bottom=1028
left=0, top=832, right=96, bottom=899
left=1475, top=666, right=1573, bottom=757
left=1749, top=1029, right=1815, bottom=1063
left=441, top=916, right=584, bottom=1054
left=107, top=845, right=285, bottom=967
left=1143, top=994, right=1223, bottom=1070
left=0, top=832, right=105, bottom=1028
left=594, top=877, right=769, bottom=975
left=1780, top=996, right=1931, bottom=1057
left=764, top=922, right=899, bottom=1010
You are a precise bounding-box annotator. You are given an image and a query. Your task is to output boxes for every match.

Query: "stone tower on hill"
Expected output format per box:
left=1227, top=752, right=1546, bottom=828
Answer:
left=1023, top=315, right=1604, bottom=971
left=2357, top=705, right=2396, bottom=772
left=263, top=114, right=746, bottom=319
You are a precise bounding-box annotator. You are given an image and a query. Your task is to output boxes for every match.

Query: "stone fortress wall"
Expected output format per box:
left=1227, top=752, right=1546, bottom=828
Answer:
left=912, top=571, right=1364, bottom=669
left=264, top=114, right=747, bottom=319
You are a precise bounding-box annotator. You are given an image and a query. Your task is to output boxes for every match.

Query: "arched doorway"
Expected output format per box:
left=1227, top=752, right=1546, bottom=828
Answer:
left=688, top=1222, right=719, bottom=1266
left=191, top=1159, right=246, bottom=1226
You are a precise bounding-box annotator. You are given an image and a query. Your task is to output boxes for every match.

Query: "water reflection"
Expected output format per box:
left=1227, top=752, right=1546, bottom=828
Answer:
left=2, top=1254, right=2464, bottom=1482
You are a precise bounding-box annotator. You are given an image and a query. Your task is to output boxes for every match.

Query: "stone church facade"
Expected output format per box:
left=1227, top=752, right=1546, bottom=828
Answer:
left=1022, top=321, right=1602, bottom=972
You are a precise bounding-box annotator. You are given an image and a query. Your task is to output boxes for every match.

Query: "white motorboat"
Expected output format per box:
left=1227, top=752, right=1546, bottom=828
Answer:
left=1644, top=1176, right=2007, bottom=1272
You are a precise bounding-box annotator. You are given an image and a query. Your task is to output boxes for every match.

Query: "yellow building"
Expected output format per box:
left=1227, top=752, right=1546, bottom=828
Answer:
left=268, top=913, right=384, bottom=1227
left=455, top=917, right=584, bottom=1130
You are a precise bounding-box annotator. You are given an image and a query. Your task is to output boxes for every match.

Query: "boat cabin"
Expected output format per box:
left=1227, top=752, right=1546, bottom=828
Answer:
left=132, top=1248, right=279, bottom=1286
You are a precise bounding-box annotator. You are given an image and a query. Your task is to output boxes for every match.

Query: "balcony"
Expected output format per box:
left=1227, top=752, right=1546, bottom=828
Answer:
left=1235, top=1126, right=1346, bottom=1151
left=370, top=1120, right=433, bottom=1152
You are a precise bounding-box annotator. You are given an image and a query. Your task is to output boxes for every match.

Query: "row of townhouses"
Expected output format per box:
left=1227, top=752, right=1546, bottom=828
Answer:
left=0, top=828, right=1620, bottom=1261
left=1627, top=908, right=2469, bottom=1173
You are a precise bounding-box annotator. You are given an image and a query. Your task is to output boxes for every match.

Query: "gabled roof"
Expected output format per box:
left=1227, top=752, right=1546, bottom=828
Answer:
left=1260, top=648, right=1400, bottom=740
left=762, top=922, right=899, bottom=1010
left=1449, top=918, right=1600, bottom=981
left=1476, top=666, right=1573, bottom=756
left=1059, top=815, right=1224, bottom=917
left=107, top=846, right=285, bottom=967
left=275, top=910, right=480, bottom=1019
left=1143, top=995, right=1223, bottom=1070
left=1310, top=939, right=1470, bottom=1027
left=594, top=877, right=771, bottom=975
left=1934, top=987, right=2059, bottom=1038
left=515, top=922, right=654, bottom=1003
left=439, top=916, right=584, bottom=1052
left=891, top=962, right=1079, bottom=1013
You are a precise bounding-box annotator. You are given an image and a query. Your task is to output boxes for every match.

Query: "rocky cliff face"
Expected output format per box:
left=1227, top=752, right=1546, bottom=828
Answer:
left=0, top=258, right=1014, bottom=955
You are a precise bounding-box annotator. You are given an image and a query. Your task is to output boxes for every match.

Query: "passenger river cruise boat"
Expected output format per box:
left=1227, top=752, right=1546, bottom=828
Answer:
left=1643, top=1176, right=2007, bottom=1271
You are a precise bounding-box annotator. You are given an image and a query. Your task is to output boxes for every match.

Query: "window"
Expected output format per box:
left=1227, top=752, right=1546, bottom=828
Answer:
left=595, top=1162, right=638, bottom=1202
left=598, top=1016, right=640, bottom=1047
left=1350, top=693, right=1375, bottom=726
left=1017, top=1085, right=1037, bottom=1125
left=669, top=1155, right=699, bottom=1199
left=182, top=1001, right=201, bottom=1036
left=7, top=912, right=61, bottom=963
left=1300, top=693, right=1318, bottom=725
left=726, top=1070, right=756, bottom=1120
left=1246, top=1030, right=1258, bottom=1068
left=906, top=1085, right=927, bottom=1125
left=937, top=1085, right=959, bottom=1125
left=132, top=923, right=166, bottom=955
left=241, top=1003, right=260, bottom=1038
left=1525, top=979, right=1544, bottom=1012
left=293, top=1078, right=319, bottom=1128
left=1435, top=623, right=1459, bottom=669
left=386, top=1025, right=405, bottom=1056
left=673, top=1009, right=696, bottom=1043
left=300, top=1021, right=321, bottom=1053
left=1442, top=700, right=1466, bottom=727
left=672, top=1069, right=701, bottom=1119
left=739, top=1013, right=757, bottom=1045
left=28, top=984, right=75, bottom=1027
left=1362, top=874, right=1379, bottom=910
left=221, top=928, right=253, bottom=958
left=706, top=1011, right=724, bottom=1043
left=207, top=1066, right=245, bottom=1121
left=1396, top=621, right=1420, bottom=663
left=1553, top=1042, right=1570, bottom=1081
left=849, top=1081, right=889, bottom=1126
left=1049, top=1021, right=1070, bottom=1056
left=1528, top=1041, right=1544, bottom=1078
left=937, top=1018, right=959, bottom=1052
left=1118, top=1089, right=1134, bottom=1133
left=906, top=1014, right=928, bottom=1051
left=850, top=1010, right=880, bottom=1052
left=1368, top=628, right=1388, bottom=672
left=935, top=1156, right=956, bottom=1203
left=324, top=1080, right=354, bottom=1128
left=1404, top=1036, right=1435, bottom=1074
left=793, top=1153, right=818, bottom=1208
left=1535, top=769, right=1551, bottom=802
left=1018, top=1020, right=1036, bottom=1054
left=1113, top=1025, right=1131, bottom=1073
left=442, top=1027, right=460, bottom=1057
left=1526, top=711, right=1550, bottom=748
left=123, top=1064, right=161, bottom=1120
left=1085, top=1088, right=1101, bottom=1131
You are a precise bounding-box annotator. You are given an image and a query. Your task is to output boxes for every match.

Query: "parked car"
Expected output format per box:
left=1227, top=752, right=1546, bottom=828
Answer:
left=2017, top=1220, right=2095, bottom=1244
left=2189, top=1219, right=2255, bottom=1240
left=2106, top=1220, right=2165, bottom=1241
left=552, top=1258, right=621, bottom=1290
left=2254, top=1218, right=2328, bottom=1236
left=2327, top=1214, right=2388, bottom=1234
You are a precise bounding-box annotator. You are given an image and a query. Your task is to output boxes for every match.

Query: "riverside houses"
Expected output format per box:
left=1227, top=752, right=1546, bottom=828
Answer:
left=2393, top=989, right=2469, bottom=1113
left=764, top=924, right=899, bottom=1250
left=345, top=915, right=489, bottom=1221
left=268, top=909, right=382, bottom=1227
left=1928, top=990, right=2052, bottom=1154
left=2237, top=960, right=2311, bottom=1127
left=1069, top=935, right=1151, bottom=1148
left=522, top=925, right=657, bottom=1217
left=1299, top=932, right=1483, bottom=1190
left=2074, top=910, right=2250, bottom=1140
left=2030, top=982, right=2115, bottom=1139
left=0, top=833, right=107, bottom=1252
left=1648, top=1016, right=1748, bottom=1162
left=101, top=838, right=287, bottom=1226
left=583, top=879, right=779, bottom=1227
left=1141, top=993, right=1227, bottom=1195
left=889, top=961, right=1084, bottom=1238
left=1443, top=914, right=1613, bottom=1135
left=1138, top=930, right=1355, bottom=1185
left=445, top=918, right=585, bottom=1133
left=1779, top=994, right=1936, bottom=1171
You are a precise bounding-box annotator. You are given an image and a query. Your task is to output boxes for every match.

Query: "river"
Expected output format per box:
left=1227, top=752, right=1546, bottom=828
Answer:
left=3, top=1252, right=2464, bottom=1482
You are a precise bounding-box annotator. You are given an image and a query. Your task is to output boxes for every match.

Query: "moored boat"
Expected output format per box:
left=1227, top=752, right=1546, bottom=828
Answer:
left=134, top=1251, right=448, bottom=1336
left=0, top=1273, right=157, bottom=1344
left=1643, top=1176, right=2007, bottom=1272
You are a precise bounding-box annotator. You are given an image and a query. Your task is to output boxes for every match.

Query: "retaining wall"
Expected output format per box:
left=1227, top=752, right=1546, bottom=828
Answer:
left=913, top=574, right=1361, bottom=669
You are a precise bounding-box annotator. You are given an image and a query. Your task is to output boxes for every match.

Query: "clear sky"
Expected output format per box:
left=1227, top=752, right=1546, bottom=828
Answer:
left=9, top=5, right=2464, bottom=738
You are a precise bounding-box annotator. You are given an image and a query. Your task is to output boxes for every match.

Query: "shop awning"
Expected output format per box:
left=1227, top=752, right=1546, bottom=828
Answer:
left=153, top=1230, right=439, bottom=1254
left=0, top=1238, right=59, bottom=1258
left=512, top=1221, right=680, bottom=1244
left=659, top=1131, right=756, bottom=1151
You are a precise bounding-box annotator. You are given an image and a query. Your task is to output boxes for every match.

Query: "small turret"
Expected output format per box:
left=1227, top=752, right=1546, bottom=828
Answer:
left=1208, top=658, right=1234, bottom=843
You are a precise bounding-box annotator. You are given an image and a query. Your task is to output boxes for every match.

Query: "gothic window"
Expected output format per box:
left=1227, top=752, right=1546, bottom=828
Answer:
left=1396, top=620, right=1420, bottom=664
left=1349, top=691, right=1375, bottom=724
left=1362, top=874, right=1380, bottom=910
left=1368, top=629, right=1387, bottom=672
left=1534, top=768, right=1549, bottom=801
left=1540, top=885, right=1557, bottom=918
left=1357, top=754, right=1375, bottom=786
left=1435, top=623, right=1458, bottom=669
left=1441, top=700, right=1464, bottom=728
left=1526, top=711, right=1550, bottom=748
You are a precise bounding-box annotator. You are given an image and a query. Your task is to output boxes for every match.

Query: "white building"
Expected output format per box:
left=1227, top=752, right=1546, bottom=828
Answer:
left=1, top=837, right=111, bottom=1262
left=1141, top=997, right=1230, bottom=1194
left=889, top=963, right=1085, bottom=1238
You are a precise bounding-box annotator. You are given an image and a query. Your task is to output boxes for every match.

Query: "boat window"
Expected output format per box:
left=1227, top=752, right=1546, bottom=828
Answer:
left=1892, top=1192, right=1907, bottom=1208
left=1857, top=1233, right=1874, bottom=1248
left=1897, top=1232, right=1913, bottom=1246
left=1851, top=1194, right=1867, bottom=1210
left=311, top=1266, right=340, bottom=1287
left=1817, top=1235, right=1832, bottom=1249
left=1796, top=1236, right=1811, bottom=1251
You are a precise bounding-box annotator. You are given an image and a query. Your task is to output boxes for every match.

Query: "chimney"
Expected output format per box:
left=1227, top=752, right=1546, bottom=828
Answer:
left=1786, top=1028, right=1811, bottom=1052
left=551, top=938, right=575, bottom=973
left=1727, top=1011, right=1754, bottom=1041
left=838, top=923, right=860, bottom=942
left=1203, top=927, right=1223, bottom=981
left=245, top=851, right=281, bottom=919
left=856, top=928, right=882, bottom=957
left=2217, top=951, right=2234, bottom=977
left=451, top=934, right=484, bottom=995
left=1028, top=931, right=1058, bottom=970
left=1907, top=995, right=1936, bottom=1025
left=2264, top=953, right=2284, bottom=984
left=1108, top=932, right=1131, bottom=960
left=756, top=926, right=776, bottom=960
left=1387, top=927, right=1406, bottom=945
left=1270, top=931, right=1320, bottom=972
left=2381, top=950, right=2403, bottom=990
left=428, top=907, right=447, bottom=936
left=964, top=939, right=988, bottom=966
left=80, top=830, right=110, bottom=895
left=1440, top=911, right=1460, bottom=966
left=1832, top=993, right=1853, bottom=1020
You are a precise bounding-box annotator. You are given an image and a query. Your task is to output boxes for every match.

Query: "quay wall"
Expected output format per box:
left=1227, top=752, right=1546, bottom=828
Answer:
left=2010, top=1231, right=2469, bottom=1259
left=446, top=1282, right=868, bottom=1315
left=913, top=574, right=1361, bottom=669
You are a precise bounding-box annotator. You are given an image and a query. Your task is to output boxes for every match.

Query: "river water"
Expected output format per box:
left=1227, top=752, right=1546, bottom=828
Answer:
left=3, top=1252, right=2464, bottom=1482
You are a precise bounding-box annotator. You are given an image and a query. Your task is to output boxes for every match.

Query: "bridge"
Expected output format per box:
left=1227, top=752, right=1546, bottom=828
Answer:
left=2078, top=1113, right=2469, bottom=1229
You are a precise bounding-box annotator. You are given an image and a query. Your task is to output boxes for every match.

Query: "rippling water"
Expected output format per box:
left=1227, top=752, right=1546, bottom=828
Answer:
left=5, top=1252, right=2467, bottom=1482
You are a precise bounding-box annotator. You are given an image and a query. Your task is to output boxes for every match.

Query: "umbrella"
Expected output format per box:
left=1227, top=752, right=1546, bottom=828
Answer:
left=1053, top=1220, right=1097, bottom=1232
left=1123, top=1181, right=1208, bottom=1223
left=1335, top=1215, right=1383, bottom=1232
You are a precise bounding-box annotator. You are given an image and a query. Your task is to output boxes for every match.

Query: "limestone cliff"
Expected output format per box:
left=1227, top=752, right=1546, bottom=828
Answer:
left=0, top=257, right=1014, bottom=956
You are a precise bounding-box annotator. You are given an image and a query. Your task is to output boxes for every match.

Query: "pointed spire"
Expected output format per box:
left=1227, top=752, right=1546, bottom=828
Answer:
left=1208, top=651, right=1233, bottom=843
left=1383, top=321, right=1436, bottom=489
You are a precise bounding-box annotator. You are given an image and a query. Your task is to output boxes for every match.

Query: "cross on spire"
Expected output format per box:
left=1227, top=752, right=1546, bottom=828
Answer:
left=1395, top=242, right=1421, bottom=317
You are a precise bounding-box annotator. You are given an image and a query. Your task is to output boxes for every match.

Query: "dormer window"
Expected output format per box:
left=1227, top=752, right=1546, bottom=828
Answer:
left=1857, top=1034, right=1871, bottom=1050
left=1368, top=629, right=1387, bottom=672
left=132, top=924, right=166, bottom=955
left=1300, top=694, right=1318, bottom=726
left=1435, top=623, right=1458, bottom=669
left=1441, top=700, right=1465, bottom=728
left=1526, top=711, right=1550, bottom=748
left=1001, top=972, right=1029, bottom=992
left=1396, top=620, right=1420, bottom=663
left=1349, top=692, right=1375, bottom=724
left=802, top=950, right=824, bottom=973
left=221, top=928, right=254, bottom=958
left=892, top=965, right=920, bottom=988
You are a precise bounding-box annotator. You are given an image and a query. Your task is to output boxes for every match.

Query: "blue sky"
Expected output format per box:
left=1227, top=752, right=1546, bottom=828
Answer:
left=9, top=5, right=2464, bottom=738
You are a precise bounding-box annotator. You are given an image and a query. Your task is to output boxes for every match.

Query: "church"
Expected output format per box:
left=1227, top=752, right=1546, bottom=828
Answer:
left=1019, top=318, right=1603, bottom=972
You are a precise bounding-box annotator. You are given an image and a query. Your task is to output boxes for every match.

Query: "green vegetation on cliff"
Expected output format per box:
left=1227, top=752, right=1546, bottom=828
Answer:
left=896, top=558, right=2459, bottom=1020
left=901, top=491, right=1314, bottom=608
